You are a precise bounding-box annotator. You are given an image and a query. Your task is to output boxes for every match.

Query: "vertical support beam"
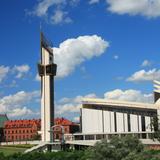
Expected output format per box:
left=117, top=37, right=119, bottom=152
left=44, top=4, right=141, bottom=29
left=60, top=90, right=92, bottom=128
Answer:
left=157, top=109, right=160, bottom=130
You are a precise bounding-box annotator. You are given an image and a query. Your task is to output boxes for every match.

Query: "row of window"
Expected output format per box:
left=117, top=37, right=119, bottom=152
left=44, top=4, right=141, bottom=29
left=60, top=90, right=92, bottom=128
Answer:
left=6, top=124, right=33, bottom=128
left=6, top=135, right=33, bottom=140
left=4, top=129, right=35, bottom=134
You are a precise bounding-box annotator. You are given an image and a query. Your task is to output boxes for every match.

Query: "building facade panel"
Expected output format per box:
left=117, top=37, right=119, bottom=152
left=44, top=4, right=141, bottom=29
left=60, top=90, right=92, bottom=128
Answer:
left=116, top=112, right=124, bottom=132
left=145, top=116, right=151, bottom=132
left=82, top=108, right=103, bottom=133
left=138, top=115, right=142, bottom=132
left=130, top=114, right=138, bottom=132
left=103, top=110, right=110, bottom=132
left=124, top=113, right=128, bottom=132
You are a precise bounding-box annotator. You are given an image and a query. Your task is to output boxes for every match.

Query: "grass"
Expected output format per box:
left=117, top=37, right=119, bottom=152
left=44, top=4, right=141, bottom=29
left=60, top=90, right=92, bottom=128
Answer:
left=0, top=144, right=35, bottom=156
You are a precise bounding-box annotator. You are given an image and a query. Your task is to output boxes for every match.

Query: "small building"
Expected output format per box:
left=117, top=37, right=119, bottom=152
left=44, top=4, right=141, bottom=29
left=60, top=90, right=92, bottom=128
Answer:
left=4, top=119, right=41, bottom=142
left=0, top=114, right=8, bottom=142
left=54, top=117, right=79, bottom=140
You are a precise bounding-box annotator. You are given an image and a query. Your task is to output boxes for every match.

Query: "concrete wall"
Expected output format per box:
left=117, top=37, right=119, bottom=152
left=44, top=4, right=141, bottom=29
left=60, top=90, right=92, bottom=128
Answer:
left=82, top=107, right=153, bottom=134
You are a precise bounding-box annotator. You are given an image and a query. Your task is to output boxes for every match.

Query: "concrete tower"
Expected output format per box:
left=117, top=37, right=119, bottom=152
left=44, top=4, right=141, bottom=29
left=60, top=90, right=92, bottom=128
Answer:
left=38, top=32, right=57, bottom=142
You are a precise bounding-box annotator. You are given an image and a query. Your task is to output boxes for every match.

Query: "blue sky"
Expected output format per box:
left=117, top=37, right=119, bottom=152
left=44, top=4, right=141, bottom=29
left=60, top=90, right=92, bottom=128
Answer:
left=1, top=0, right=160, bottom=121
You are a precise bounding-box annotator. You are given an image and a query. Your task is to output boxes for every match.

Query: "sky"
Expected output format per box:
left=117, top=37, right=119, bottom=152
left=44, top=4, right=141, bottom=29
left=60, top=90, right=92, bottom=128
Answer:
left=1, top=0, right=160, bottom=122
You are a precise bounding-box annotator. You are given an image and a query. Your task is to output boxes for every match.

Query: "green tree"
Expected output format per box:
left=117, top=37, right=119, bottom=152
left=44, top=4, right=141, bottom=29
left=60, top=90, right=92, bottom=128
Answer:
left=81, top=136, right=144, bottom=160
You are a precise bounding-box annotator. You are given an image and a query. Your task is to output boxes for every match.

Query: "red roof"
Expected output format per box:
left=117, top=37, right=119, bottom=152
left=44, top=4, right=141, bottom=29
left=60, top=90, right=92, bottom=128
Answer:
left=54, top=117, right=77, bottom=126
left=4, top=119, right=41, bottom=129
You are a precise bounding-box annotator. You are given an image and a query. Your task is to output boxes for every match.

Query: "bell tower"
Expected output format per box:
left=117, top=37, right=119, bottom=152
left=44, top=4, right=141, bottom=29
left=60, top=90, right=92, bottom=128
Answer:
left=38, top=32, right=57, bottom=142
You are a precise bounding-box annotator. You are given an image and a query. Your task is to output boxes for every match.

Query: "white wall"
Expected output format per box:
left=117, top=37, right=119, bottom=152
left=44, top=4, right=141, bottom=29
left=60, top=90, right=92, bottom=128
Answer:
left=138, top=115, right=142, bottom=132
left=130, top=114, right=138, bottom=132
left=103, top=110, right=110, bottom=132
left=82, top=108, right=103, bottom=133
left=81, top=107, right=153, bottom=134
left=110, top=112, right=115, bottom=132
left=124, top=113, right=128, bottom=132
left=116, top=112, right=124, bottom=132
left=145, top=116, right=151, bottom=131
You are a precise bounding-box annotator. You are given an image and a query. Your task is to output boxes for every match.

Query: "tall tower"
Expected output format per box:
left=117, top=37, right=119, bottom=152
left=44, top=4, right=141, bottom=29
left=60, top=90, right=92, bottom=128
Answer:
left=38, top=32, right=57, bottom=142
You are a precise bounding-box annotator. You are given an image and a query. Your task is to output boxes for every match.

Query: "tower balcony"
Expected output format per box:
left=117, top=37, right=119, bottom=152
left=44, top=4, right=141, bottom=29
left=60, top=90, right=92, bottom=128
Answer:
left=38, top=63, right=57, bottom=76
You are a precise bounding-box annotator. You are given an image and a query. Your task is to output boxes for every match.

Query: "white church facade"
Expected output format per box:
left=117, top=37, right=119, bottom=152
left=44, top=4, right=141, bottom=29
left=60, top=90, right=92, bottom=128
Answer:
left=80, top=80, right=160, bottom=135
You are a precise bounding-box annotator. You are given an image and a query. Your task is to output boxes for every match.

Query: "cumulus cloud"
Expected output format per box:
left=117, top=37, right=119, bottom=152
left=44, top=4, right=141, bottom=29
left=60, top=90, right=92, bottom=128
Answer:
left=30, top=0, right=66, bottom=17
left=127, top=68, right=160, bottom=82
left=0, top=65, right=10, bottom=83
left=141, top=59, right=152, bottom=67
left=89, top=0, right=100, bottom=4
left=56, top=89, right=153, bottom=118
left=107, top=0, right=160, bottom=18
left=54, top=35, right=109, bottom=78
left=51, top=9, right=72, bottom=24
left=104, top=89, right=153, bottom=103
left=12, top=64, right=30, bottom=78
left=0, top=90, right=40, bottom=118
left=28, top=0, right=79, bottom=24
left=56, top=93, right=97, bottom=115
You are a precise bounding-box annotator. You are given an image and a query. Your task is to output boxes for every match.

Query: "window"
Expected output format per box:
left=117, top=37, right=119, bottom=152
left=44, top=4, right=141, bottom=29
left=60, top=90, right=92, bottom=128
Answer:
left=46, top=63, right=57, bottom=76
left=141, top=116, right=146, bottom=131
left=127, top=114, right=131, bottom=132
left=38, top=64, right=45, bottom=76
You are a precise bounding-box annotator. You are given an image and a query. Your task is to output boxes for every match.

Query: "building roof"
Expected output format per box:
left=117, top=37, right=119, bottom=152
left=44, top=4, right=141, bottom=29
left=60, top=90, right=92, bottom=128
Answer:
left=0, top=114, right=8, bottom=128
left=4, top=119, right=41, bottom=129
left=82, top=98, right=159, bottom=111
left=54, top=117, right=77, bottom=126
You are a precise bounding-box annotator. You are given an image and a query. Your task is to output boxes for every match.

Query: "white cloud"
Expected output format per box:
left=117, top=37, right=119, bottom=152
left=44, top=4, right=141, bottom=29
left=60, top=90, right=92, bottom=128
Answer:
left=0, top=65, right=10, bottom=83
left=104, top=89, right=153, bottom=103
left=56, top=93, right=97, bottom=115
left=31, top=0, right=66, bottom=17
left=56, top=89, right=153, bottom=118
left=89, top=0, right=100, bottom=4
left=35, top=74, right=41, bottom=81
left=8, top=107, right=37, bottom=118
left=141, top=59, right=152, bottom=67
left=54, top=35, right=109, bottom=78
left=51, top=9, right=72, bottom=24
left=127, top=68, right=160, bottom=82
left=107, top=0, right=160, bottom=18
left=0, top=90, right=40, bottom=118
left=13, top=64, right=30, bottom=78
left=28, top=0, right=79, bottom=24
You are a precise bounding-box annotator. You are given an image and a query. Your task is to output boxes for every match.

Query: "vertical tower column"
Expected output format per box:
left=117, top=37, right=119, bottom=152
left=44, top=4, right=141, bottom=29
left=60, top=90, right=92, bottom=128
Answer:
left=38, top=32, right=57, bottom=142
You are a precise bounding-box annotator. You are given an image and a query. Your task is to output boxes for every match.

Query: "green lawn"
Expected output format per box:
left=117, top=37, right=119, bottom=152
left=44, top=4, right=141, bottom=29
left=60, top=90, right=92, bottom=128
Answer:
left=0, top=146, right=27, bottom=156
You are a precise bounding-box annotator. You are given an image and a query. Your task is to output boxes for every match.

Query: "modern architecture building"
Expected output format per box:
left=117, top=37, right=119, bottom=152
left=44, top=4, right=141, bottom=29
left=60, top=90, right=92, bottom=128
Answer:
left=81, top=98, right=158, bottom=134
left=38, top=32, right=57, bottom=142
left=80, top=80, right=160, bottom=135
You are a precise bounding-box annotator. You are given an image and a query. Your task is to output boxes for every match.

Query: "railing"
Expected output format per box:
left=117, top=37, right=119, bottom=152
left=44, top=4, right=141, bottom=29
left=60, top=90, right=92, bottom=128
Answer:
left=64, top=131, right=154, bottom=141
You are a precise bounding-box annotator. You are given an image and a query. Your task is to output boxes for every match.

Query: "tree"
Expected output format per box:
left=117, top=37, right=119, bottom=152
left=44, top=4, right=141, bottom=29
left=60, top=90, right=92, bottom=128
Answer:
left=150, top=116, right=160, bottom=141
left=81, top=136, right=144, bottom=160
